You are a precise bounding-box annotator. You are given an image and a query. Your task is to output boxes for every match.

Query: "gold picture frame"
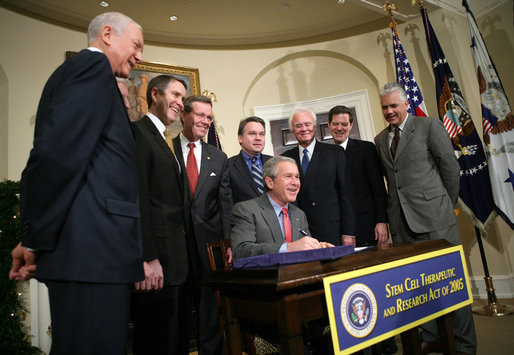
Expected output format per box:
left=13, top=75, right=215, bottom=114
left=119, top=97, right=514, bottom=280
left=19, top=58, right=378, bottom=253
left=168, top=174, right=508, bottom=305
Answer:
left=66, top=51, right=201, bottom=133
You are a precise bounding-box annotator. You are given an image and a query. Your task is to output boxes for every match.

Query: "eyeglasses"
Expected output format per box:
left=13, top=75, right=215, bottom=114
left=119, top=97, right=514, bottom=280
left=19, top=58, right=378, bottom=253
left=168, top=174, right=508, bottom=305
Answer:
left=191, top=111, right=213, bottom=122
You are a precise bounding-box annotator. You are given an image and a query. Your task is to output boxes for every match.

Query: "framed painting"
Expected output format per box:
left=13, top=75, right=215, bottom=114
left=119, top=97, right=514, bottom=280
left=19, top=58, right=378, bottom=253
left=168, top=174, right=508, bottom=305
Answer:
left=66, top=51, right=201, bottom=135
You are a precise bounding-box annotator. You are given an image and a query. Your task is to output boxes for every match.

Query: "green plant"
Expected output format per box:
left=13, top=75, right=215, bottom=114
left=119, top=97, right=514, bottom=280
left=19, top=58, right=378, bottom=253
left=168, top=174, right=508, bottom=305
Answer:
left=0, top=180, right=40, bottom=354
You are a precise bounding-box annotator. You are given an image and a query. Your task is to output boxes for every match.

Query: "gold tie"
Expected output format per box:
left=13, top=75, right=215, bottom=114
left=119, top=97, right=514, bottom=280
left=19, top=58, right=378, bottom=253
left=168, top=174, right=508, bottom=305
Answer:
left=163, top=130, right=176, bottom=155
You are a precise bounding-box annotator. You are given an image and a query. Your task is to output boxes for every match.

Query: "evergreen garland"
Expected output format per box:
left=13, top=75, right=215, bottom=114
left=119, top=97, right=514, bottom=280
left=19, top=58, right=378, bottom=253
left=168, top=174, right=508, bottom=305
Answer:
left=0, top=180, right=40, bottom=354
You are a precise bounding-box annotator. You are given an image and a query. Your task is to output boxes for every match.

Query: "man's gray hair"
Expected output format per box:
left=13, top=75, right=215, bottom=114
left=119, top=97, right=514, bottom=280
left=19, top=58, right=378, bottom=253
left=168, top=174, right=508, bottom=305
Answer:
left=288, top=107, right=317, bottom=131
left=262, top=156, right=296, bottom=190
left=87, top=12, right=142, bottom=44
left=380, top=82, right=408, bottom=103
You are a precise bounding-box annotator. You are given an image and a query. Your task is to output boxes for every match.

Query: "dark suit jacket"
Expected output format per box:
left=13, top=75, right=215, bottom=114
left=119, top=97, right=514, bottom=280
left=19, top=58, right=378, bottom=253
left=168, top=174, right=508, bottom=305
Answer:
left=227, top=151, right=272, bottom=204
left=173, top=136, right=233, bottom=275
left=345, top=138, right=387, bottom=244
left=20, top=49, right=143, bottom=283
left=132, top=116, right=188, bottom=286
left=230, top=193, right=310, bottom=259
left=374, top=115, right=459, bottom=242
left=282, top=140, right=355, bottom=245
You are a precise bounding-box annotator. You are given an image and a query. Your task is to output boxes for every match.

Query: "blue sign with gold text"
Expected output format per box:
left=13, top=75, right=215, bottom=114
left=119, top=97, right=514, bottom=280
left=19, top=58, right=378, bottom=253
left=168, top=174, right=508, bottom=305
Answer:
left=323, top=246, right=473, bottom=354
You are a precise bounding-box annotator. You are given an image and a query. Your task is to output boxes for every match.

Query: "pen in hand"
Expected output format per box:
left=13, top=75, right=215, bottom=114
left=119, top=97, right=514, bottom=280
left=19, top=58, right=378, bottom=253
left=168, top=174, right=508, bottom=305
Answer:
left=299, top=229, right=309, bottom=237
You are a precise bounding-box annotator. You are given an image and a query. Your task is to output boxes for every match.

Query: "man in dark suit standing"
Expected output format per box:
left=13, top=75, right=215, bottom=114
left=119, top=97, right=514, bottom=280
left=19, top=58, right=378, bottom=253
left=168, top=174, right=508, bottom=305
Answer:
left=228, top=116, right=272, bottom=204
left=131, top=75, right=190, bottom=354
left=328, top=105, right=388, bottom=247
left=375, top=82, right=476, bottom=355
left=172, top=95, right=232, bottom=355
left=281, top=108, right=355, bottom=246
left=9, top=12, right=144, bottom=353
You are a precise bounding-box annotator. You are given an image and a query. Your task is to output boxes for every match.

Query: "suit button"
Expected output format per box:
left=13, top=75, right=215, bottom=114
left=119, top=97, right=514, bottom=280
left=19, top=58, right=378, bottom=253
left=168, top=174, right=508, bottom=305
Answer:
left=398, top=186, right=401, bottom=190
left=312, top=202, right=316, bottom=206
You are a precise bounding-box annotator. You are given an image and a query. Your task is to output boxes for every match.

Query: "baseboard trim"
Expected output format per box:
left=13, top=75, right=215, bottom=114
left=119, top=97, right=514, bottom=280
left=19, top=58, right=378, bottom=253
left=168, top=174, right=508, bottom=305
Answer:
left=470, top=274, right=514, bottom=299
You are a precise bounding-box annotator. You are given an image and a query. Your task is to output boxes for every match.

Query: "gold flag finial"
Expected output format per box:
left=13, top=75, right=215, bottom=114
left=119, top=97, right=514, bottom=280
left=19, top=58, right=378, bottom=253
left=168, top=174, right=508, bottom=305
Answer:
left=411, top=0, right=425, bottom=7
left=382, top=1, right=398, bottom=22
left=201, top=89, right=217, bottom=103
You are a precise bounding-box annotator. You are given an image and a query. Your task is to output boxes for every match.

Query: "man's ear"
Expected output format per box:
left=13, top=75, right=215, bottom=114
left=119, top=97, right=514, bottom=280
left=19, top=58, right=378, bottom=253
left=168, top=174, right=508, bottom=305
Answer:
left=100, top=25, right=114, bottom=46
left=150, top=87, right=160, bottom=105
left=264, top=176, right=273, bottom=190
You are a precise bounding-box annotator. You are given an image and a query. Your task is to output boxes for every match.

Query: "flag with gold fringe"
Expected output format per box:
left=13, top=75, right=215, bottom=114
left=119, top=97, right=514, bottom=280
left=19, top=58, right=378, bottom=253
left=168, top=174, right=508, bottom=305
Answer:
left=463, top=0, right=513, bottom=229
left=420, top=6, right=496, bottom=232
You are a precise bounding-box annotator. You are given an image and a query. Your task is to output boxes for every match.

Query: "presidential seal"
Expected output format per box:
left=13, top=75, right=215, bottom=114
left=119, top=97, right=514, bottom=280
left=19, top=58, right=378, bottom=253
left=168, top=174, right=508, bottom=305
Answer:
left=340, top=283, right=378, bottom=338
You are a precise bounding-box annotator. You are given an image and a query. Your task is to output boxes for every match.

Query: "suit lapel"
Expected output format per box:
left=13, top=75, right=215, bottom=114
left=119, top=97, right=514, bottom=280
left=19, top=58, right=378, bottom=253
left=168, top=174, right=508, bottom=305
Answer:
left=173, top=135, right=191, bottom=202
left=195, top=141, right=211, bottom=198
left=142, top=116, right=181, bottom=178
left=376, top=130, right=393, bottom=166
left=234, top=152, right=259, bottom=195
left=302, top=141, right=323, bottom=187
left=394, top=115, right=415, bottom=161
left=258, top=195, right=284, bottom=243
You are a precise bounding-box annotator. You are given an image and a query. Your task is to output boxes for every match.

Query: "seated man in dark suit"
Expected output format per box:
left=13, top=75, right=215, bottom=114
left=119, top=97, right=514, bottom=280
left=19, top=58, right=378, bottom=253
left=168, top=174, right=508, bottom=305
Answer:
left=228, top=116, right=272, bottom=204
left=231, top=156, right=333, bottom=259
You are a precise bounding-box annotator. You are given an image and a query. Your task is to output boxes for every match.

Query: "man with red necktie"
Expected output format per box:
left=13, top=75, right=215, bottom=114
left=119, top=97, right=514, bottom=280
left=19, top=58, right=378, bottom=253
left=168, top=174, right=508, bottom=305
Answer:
left=230, top=156, right=334, bottom=259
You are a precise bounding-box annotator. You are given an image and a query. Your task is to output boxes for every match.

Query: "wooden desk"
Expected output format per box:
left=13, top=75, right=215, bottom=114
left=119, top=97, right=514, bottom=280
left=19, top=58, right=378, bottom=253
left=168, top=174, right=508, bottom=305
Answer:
left=203, top=239, right=457, bottom=354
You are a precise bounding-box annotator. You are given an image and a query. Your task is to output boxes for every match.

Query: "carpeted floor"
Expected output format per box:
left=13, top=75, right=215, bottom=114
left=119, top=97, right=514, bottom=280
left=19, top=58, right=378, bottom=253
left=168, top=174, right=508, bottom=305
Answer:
left=188, top=298, right=514, bottom=355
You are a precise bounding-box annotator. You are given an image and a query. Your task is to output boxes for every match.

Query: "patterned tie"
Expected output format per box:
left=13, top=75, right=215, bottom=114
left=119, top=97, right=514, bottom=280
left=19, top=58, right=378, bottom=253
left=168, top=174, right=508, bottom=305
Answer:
left=250, top=156, right=264, bottom=194
left=186, top=143, right=199, bottom=196
left=282, top=208, right=293, bottom=243
left=301, top=148, right=310, bottom=175
left=390, top=127, right=400, bottom=159
left=163, top=130, right=175, bottom=155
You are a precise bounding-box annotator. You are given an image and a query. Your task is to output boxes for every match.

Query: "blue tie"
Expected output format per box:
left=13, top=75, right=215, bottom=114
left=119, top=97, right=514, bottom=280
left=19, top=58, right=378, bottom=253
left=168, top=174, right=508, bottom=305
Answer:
left=251, top=156, right=264, bottom=194
left=301, top=148, right=310, bottom=175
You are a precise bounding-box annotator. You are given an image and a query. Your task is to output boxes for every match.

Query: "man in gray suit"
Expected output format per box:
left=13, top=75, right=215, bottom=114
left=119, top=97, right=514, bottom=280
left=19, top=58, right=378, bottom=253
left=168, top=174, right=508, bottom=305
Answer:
left=375, top=82, right=476, bottom=355
left=231, top=156, right=333, bottom=259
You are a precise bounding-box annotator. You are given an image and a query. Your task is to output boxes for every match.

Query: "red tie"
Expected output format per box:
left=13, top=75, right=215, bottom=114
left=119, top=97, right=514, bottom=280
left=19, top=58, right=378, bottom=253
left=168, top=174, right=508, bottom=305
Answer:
left=186, top=143, right=199, bottom=196
left=282, top=208, right=292, bottom=243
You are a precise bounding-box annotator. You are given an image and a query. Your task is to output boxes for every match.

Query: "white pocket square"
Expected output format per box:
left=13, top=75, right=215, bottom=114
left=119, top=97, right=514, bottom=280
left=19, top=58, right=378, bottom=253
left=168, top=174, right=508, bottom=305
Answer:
left=210, top=172, right=216, bottom=177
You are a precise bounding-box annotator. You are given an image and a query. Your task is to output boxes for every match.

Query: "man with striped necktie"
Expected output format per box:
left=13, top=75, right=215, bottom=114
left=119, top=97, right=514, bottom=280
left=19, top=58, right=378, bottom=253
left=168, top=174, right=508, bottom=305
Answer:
left=228, top=116, right=273, bottom=204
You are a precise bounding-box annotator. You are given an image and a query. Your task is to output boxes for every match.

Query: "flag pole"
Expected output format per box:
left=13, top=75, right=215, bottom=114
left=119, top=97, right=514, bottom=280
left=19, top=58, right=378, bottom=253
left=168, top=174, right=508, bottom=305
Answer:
left=472, top=227, right=514, bottom=316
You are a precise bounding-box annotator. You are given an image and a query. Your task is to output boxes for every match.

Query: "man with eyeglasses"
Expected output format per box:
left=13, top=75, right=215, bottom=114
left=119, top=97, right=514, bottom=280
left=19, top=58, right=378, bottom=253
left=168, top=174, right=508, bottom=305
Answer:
left=172, top=95, right=232, bottom=354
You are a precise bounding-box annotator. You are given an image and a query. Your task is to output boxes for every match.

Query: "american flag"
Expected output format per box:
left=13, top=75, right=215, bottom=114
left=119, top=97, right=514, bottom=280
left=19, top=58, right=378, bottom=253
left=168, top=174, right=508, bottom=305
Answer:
left=421, top=6, right=496, bottom=232
left=391, top=22, right=428, bottom=117
left=464, top=0, right=513, bottom=229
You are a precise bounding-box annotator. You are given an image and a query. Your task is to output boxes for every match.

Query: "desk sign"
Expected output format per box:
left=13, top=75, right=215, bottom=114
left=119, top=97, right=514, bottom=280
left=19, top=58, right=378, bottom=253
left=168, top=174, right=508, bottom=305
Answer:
left=323, top=245, right=472, bottom=354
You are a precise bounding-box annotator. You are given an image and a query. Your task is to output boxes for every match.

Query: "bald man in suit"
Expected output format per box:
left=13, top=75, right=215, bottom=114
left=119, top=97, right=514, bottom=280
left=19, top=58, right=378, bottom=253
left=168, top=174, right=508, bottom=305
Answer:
left=9, top=12, right=144, bottom=353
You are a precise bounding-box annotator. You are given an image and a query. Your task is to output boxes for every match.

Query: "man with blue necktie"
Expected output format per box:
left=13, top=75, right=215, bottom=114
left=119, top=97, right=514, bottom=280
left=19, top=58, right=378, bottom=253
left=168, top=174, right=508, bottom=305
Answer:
left=228, top=116, right=273, bottom=205
left=281, top=108, right=355, bottom=246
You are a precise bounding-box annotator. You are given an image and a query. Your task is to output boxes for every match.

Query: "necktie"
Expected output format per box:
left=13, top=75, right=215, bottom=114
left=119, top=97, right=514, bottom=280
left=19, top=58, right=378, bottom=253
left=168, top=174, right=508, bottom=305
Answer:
left=301, top=148, right=310, bottom=175
left=282, top=208, right=293, bottom=243
left=163, top=130, right=175, bottom=155
left=186, top=143, right=199, bottom=196
left=250, top=156, right=264, bottom=194
left=390, top=127, right=400, bottom=159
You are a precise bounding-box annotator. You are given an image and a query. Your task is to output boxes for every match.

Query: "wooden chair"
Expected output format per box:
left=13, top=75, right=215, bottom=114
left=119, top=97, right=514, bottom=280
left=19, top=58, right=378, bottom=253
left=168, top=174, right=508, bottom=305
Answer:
left=205, top=240, right=278, bottom=355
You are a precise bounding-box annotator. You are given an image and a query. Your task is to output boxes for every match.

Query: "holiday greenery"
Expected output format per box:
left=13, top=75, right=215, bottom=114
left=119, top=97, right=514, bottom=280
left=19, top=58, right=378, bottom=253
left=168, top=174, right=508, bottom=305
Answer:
left=0, top=180, right=40, bottom=354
